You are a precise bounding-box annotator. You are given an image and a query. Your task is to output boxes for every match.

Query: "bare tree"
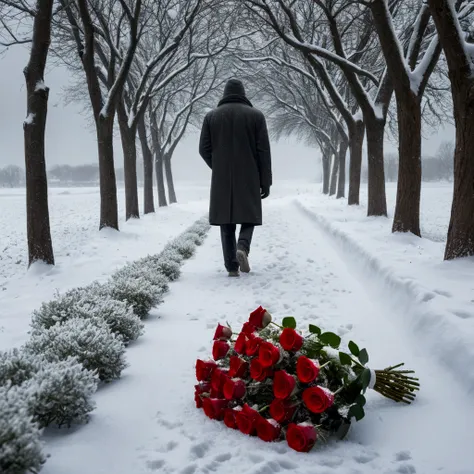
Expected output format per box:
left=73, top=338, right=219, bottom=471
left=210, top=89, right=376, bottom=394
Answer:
left=427, top=0, right=474, bottom=259
left=242, top=0, right=390, bottom=215
left=0, top=0, right=55, bottom=266
left=435, top=140, right=454, bottom=182
left=149, top=58, right=223, bottom=205
left=56, top=0, right=143, bottom=230
left=366, top=1, right=442, bottom=237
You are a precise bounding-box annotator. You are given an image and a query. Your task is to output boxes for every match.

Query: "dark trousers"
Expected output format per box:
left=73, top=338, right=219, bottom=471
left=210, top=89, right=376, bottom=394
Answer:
left=220, top=224, right=255, bottom=272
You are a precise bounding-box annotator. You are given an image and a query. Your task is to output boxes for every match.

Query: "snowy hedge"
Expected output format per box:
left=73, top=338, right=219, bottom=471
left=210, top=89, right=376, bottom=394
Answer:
left=0, top=385, right=45, bottom=474
left=0, top=217, right=211, bottom=472
left=0, top=349, right=45, bottom=388
left=103, top=276, right=166, bottom=320
left=31, top=290, right=144, bottom=345
left=25, top=317, right=127, bottom=383
left=23, top=357, right=98, bottom=428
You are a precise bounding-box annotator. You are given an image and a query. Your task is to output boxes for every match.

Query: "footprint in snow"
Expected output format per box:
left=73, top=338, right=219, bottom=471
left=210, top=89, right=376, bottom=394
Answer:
left=146, top=459, right=166, bottom=471
left=353, top=450, right=379, bottom=464
left=189, top=441, right=211, bottom=459
left=395, top=451, right=412, bottom=462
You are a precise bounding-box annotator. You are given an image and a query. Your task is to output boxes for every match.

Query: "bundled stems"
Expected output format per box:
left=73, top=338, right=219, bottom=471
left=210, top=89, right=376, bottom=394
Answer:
left=373, top=363, right=420, bottom=404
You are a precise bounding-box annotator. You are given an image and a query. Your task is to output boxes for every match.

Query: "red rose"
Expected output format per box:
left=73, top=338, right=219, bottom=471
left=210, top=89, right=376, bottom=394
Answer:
left=259, top=342, right=281, bottom=368
left=286, top=423, right=318, bottom=452
left=202, top=398, right=228, bottom=420
left=195, top=359, right=217, bottom=382
left=223, top=378, right=246, bottom=400
left=210, top=388, right=223, bottom=399
left=224, top=408, right=238, bottom=429
left=246, top=335, right=264, bottom=357
left=256, top=417, right=281, bottom=442
left=235, top=404, right=260, bottom=435
left=250, top=358, right=273, bottom=382
left=211, top=368, right=229, bottom=392
left=296, top=356, right=320, bottom=384
left=241, top=322, right=257, bottom=334
left=273, top=370, right=297, bottom=399
left=234, top=332, right=247, bottom=354
left=228, top=356, right=249, bottom=378
left=249, top=306, right=272, bottom=329
left=302, top=386, right=335, bottom=414
left=214, top=324, right=232, bottom=340
left=279, top=328, right=304, bottom=352
left=213, top=340, right=230, bottom=361
left=269, top=399, right=297, bottom=423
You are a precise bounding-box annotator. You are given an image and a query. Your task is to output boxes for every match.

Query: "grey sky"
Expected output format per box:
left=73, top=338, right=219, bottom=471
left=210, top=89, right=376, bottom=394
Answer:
left=0, top=46, right=455, bottom=182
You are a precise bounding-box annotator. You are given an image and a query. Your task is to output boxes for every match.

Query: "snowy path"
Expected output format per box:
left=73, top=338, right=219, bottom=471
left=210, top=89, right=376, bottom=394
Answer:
left=42, top=199, right=474, bottom=474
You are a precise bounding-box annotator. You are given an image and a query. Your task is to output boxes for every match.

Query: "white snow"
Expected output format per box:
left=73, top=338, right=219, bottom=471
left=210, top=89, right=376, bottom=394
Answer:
left=24, top=113, right=35, bottom=125
left=35, top=80, right=47, bottom=92
left=1, top=181, right=474, bottom=473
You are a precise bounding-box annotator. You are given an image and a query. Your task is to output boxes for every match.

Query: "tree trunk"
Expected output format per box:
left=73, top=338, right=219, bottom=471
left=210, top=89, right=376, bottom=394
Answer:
left=329, top=152, right=339, bottom=196
left=444, top=94, right=474, bottom=259
left=348, top=120, right=365, bottom=206
left=149, top=113, right=168, bottom=207
left=336, top=140, right=348, bottom=199
left=164, top=155, right=177, bottom=204
left=428, top=0, right=474, bottom=260
left=365, top=117, right=387, bottom=216
left=322, top=151, right=330, bottom=195
left=154, top=154, right=167, bottom=207
left=23, top=0, right=55, bottom=267
left=137, top=116, right=155, bottom=214
left=117, top=102, right=139, bottom=220
left=97, top=116, right=119, bottom=230
left=392, top=94, right=422, bottom=236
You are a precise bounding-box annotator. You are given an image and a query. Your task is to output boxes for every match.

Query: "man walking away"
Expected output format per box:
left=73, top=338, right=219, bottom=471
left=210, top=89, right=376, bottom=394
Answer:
left=199, top=79, right=272, bottom=277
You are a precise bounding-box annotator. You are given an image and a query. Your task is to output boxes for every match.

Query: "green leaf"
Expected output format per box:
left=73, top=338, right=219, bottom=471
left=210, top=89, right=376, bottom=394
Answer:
left=348, top=341, right=360, bottom=356
left=309, top=324, right=321, bottom=335
left=355, top=394, right=366, bottom=407
left=319, top=332, right=341, bottom=349
left=360, top=368, right=371, bottom=393
left=348, top=404, right=365, bottom=421
left=282, top=317, right=296, bottom=329
left=358, top=348, right=369, bottom=365
left=339, top=352, right=352, bottom=366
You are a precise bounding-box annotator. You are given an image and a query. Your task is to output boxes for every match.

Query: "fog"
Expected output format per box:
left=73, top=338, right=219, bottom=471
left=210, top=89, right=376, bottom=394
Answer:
left=0, top=46, right=455, bottom=183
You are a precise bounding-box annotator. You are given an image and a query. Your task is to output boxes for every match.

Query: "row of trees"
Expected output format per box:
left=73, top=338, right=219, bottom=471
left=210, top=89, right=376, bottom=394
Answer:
left=234, top=0, right=473, bottom=260
left=0, top=0, right=473, bottom=266
left=0, top=0, right=235, bottom=266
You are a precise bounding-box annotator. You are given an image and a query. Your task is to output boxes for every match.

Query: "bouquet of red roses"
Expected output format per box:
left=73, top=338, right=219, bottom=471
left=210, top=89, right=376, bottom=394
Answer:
left=195, top=307, right=419, bottom=452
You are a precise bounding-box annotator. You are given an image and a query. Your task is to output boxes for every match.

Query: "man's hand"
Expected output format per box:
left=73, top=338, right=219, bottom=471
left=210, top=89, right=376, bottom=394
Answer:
left=261, top=186, right=270, bottom=199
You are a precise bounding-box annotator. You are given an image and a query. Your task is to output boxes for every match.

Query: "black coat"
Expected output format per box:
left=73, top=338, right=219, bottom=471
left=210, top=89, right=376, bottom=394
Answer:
left=199, top=94, right=272, bottom=226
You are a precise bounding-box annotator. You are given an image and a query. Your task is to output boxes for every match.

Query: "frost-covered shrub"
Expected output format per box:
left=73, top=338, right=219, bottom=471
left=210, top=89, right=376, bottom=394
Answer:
left=23, top=357, right=98, bottom=428
left=114, top=262, right=170, bottom=292
left=185, top=231, right=204, bottom=246
left=150, top=255, right=181, bottom=281
left=0, top=349, right=45, bottom=387
left=25, top=317, right=127, bottom=382
left=169, top=237, right=196, bottom=259
left=0, top=385, right=45, bottom=474
left=160, top=246, right=185, bottom=265
left=106, top=276, right=166, bottom=319
left=31, top=292, right=143, bottom=345
left=30, top=286, right=92, bottom=331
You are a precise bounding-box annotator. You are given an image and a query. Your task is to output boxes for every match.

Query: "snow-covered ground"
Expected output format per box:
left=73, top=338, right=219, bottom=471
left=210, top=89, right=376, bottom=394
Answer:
left=2, top=180, right=473, bottom=474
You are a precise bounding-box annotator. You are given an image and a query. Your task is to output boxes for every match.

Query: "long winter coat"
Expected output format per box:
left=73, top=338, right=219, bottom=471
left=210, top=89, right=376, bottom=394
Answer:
left=199, top=86, right=272, bottom=226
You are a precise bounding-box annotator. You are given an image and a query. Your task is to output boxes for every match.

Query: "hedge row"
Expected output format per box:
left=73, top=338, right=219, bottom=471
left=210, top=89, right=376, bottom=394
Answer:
left=0, top=218, right=210, bottom=474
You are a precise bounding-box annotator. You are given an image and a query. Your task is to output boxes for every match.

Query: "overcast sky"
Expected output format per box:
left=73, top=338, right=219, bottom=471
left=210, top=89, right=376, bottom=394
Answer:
left=0, top=46, right=455, bottom=182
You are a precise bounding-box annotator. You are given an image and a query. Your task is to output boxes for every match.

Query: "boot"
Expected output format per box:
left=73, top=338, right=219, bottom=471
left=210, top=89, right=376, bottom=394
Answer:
left=237, top=249, right=251, bottom=273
